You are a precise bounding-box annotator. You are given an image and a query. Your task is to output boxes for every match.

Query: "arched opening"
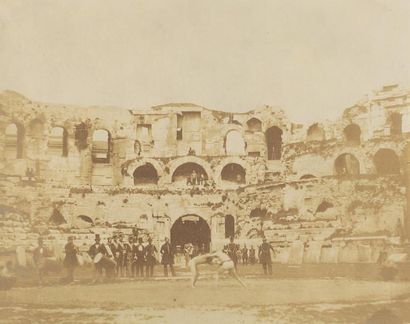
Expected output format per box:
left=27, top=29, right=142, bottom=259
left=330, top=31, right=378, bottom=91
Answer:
left=265, top=126, right=282, bottom=160
left=5, top=123, right=24, bottom=159
left=300, top=174, right=316, bottom=180
left=49, top=209, right=67, bottom=225
left=133, top=163, right=158, bottom=185
left=374, top=149, right=400, bottom=175
left=221, top=163, right=246, bottom=184
left=306, top=123, right=325, bottom=141
left=247, top=118, right=262, bottom=132
left=225, top=130, right=246, bottom=155
left=171, top=162, right=207, bottom=184
left=92, top=129, right=110, bottom=163
left=170, top=215, right=211, bottom=252
left=224, top=215, right=235, bottom=238
left=75, top=123, right=89, bottom=150
left=343, top=124, right=361, bottom=145
left=334, top=153, right=360, bottom=176
left=390, top=113, right=402, bottom=135
left=48, top=127, right=68, bottom=157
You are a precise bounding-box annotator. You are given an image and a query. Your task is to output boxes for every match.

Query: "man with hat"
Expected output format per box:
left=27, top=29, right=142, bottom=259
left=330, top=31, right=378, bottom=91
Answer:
left=144, top=237, right=158, bottom=278
left=227, top=236, right=239, bottom=270
left=160, top=237, right=176, bottom=277
left=63, top=236, right=79, bottom=283
left=88, top=234, right=108, bottom=283
left=33, top=237, right=52, bottom=285
left=258, top=237, right=275, bottom=276
left=133, top=237, right=145, bottom=277
left=124, top=235, right=134, bottom=277
left=117, top=235, right=126, bottom=277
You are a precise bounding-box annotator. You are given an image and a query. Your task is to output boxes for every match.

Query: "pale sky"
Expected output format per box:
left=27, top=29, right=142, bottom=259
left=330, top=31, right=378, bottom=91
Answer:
left=0, top=0, right=409, bottom=123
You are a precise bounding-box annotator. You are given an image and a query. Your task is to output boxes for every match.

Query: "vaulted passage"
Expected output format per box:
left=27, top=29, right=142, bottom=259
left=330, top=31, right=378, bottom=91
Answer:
left=133, top=163, right=158, bottom=185
left=374, top=149, right=400, bottom=175
left=48, top=126, right=68, bottom=157
left=92, top=129, right=111, bottom=163
left=221, top=163, right=246, bottom=184
left=306, top=123, right=325, bottom=141
left=5, top=123, right=24, bottom=159
left=172, top=162, right=207, bottom=184
left=266, top=126, right=282, bottom=160
left=170, top=215, right=211, bottom=252
left=334, top=153, right=360, bottom=176
left=224, top=215, right=235, bottom=238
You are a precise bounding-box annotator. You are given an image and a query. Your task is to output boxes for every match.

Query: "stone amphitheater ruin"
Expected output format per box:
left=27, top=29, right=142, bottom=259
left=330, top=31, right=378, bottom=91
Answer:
left=1, top=84, right=409, bottom=264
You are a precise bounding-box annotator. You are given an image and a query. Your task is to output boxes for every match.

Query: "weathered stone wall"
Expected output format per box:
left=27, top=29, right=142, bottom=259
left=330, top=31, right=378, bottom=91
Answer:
left=0, top=85, right=409, bottom=264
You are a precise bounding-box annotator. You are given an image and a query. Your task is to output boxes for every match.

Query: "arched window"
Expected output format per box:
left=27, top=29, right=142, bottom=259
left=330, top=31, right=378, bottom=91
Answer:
left=343, top=124, right=361, bottom=144
left=306, top=123, right=325, bottom=141
left=48, top=127, right=68, bottom=157
left=246, top=118, right=262, bottom=132
left=172, top=162, right=207, bottom=184
left=334, top=153, right=360, bottom=176
left=390, top=113, right=402, bottom=135
left=374, top=149, right=400, bottom=174
left=225, top=215, right=235, bottom=238
left=5, top=123, right=24, bottom=159
left=225, top=130, right=246, bottom=155
left=221, top=163, right=246, bottom=184
left=265, top=126, right=282, bottom=160
left=92, top=129, right=110, bottom=163
left=133, top=163, right=158, bottom=185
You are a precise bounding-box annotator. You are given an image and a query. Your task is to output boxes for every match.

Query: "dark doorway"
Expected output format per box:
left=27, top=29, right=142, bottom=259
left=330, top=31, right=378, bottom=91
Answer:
left=374, top=149, right=400, bottom=174
left=334, top=153, right=360, bottom=176
left=170, top=215, right=211, bottom=252
left=133, top=163, right=158, bottom=185
left=343, top=124, right=361, bottom=145
left=265, top=126, right=283, bottom=160
left=221, top=163, right=246, bottom=184
left=224, top=215, right=235, bottom=238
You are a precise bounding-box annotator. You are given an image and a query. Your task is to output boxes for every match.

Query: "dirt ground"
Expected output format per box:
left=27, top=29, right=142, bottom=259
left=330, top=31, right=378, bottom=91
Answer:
left=1, top=264, right=410, bottom=323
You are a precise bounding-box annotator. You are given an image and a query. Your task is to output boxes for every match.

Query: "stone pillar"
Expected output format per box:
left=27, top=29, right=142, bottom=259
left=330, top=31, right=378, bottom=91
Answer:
left=404, top=143, right=410, bottom=239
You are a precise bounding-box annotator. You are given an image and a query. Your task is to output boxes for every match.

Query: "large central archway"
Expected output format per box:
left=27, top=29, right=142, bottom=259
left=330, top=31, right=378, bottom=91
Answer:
left=170, top=215, right=211, bottom=252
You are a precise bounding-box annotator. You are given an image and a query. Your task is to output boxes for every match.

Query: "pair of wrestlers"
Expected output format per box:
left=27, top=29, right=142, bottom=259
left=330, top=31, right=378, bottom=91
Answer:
left=188, top=250, right=246, bottom=288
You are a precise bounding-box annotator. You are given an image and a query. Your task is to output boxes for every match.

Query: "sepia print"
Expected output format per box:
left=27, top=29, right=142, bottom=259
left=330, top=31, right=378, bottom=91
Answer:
left=1, top=1, right=410, bottom=323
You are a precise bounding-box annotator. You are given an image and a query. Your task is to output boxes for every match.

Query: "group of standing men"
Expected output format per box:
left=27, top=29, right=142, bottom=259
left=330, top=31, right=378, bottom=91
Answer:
left=87, top=234, right=176, bottom=282
left=225, top=237, right=276, bottom=275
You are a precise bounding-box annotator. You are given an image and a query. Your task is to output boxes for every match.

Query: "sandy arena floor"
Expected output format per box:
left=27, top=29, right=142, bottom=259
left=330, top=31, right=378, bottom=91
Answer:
left=1, top=275, right=410, bottom=323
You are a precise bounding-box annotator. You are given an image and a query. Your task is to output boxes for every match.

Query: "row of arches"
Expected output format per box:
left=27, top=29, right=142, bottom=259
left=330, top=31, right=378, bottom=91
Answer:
left=132, top=161, right=247, bottom=186
left=224, top=126, right=283, bottom=160
left=306, top=112, right=403, bottom=143
left=3, top=122, right=111, bottom=162
left=308, top=148, right=401, bottom=178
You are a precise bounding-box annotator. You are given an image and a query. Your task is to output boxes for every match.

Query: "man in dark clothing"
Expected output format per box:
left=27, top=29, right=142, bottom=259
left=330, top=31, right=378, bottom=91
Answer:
left=160, top=237, right=176, bottom=277
left=125, top=236, right=134, bottom=277
left=88, top=234, right=109, bottom=283
left=63, top=236, right=78, bottom=283
left=249, top=246, right=256, bottom=265
left=33, top=237, right=52, bottom=285
left=117, top=235, right=126, bottom=277
left=144, top=238, right=158, bottom=278
left=227, top=236, right=238, bottom=269
left=258, top=238, right=275, bottom=275
left=241, top=245, right=248, bottom=266
left=133, top=237, right=145, bottom=277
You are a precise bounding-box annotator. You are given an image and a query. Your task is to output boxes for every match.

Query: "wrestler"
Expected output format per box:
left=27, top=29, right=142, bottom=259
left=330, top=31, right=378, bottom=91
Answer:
left=188, top=250, right=246, bottom=288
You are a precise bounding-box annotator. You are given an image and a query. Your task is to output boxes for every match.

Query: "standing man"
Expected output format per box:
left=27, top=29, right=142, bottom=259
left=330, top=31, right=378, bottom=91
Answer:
left=258, top=238, right=275, bottom=276
left=32, top=237, right=51, bottom=285
left=249, top=246, right=256, bottom=265
left=241, top=245, right=249, bottom=266
left=117, top=235, right=125, bottom=277
left=227, top=236, right=238, bottom=269
left=88, top=234, right=108, bottom=283
left=144, top=238, right=157, bottom=278
left=160, top=238, right=175, bottom=277
left=63, top=236, right=78, bottom=284
left=133, top=237, right=145, bottom=277
left=125, top=235, right=134, bottom=277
